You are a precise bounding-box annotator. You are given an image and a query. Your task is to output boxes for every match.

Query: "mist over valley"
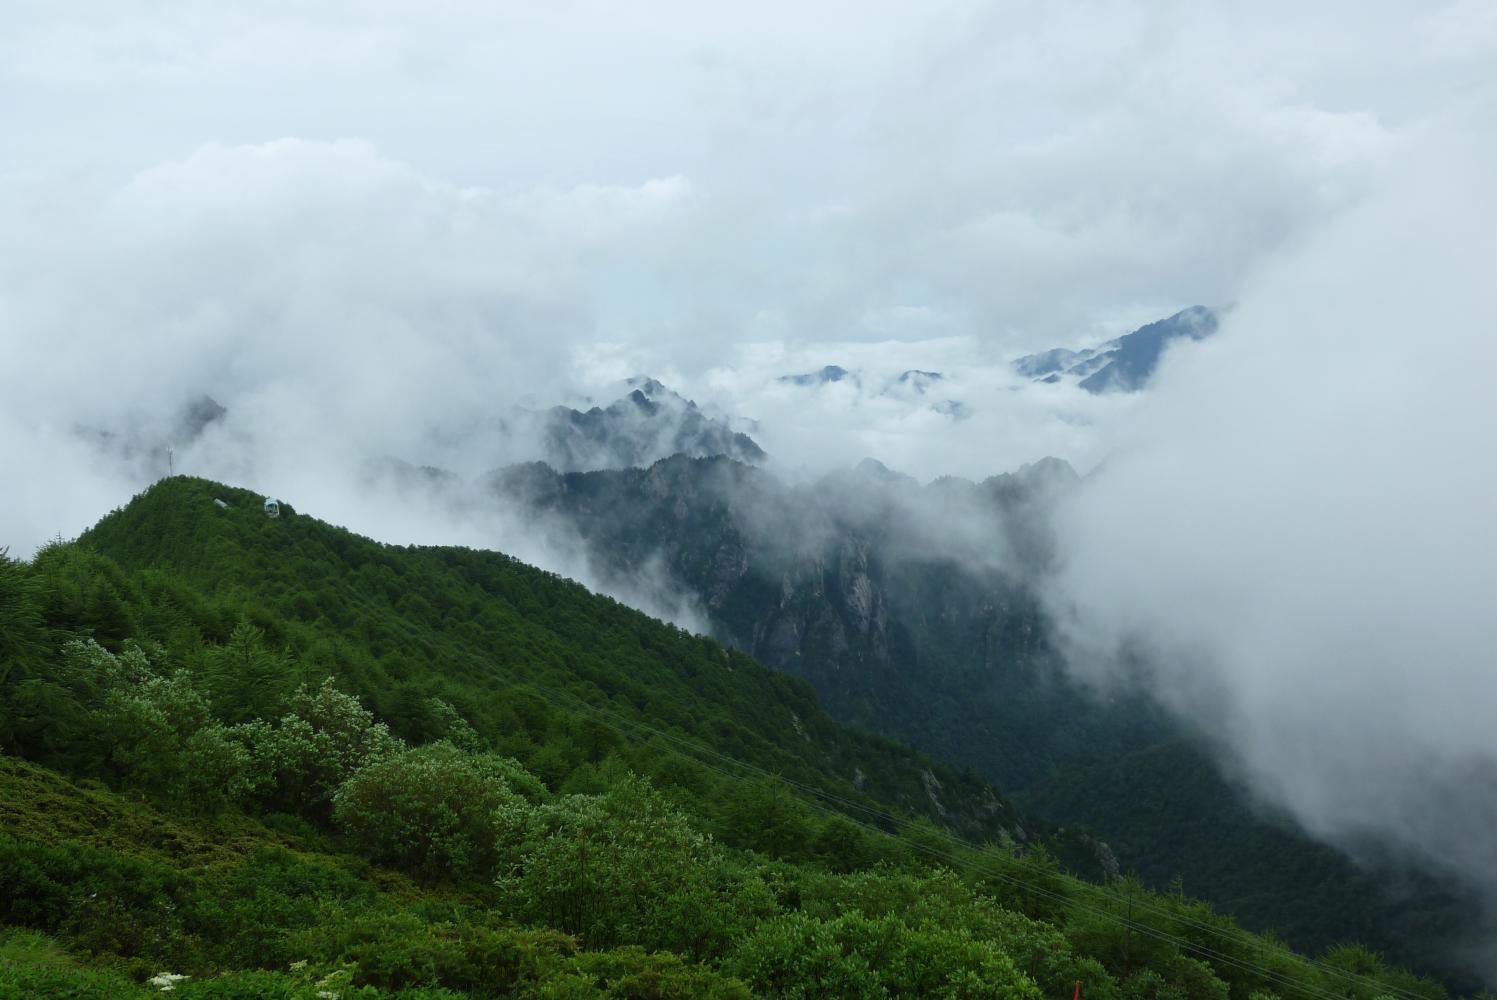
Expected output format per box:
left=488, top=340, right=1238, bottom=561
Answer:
left=5, top=1, right=1497, bottom=994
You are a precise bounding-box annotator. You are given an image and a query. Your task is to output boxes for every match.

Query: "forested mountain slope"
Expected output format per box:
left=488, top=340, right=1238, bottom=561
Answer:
left=70, top=476, right=1019, bottom=845
left=486, top=453, right=1162, bottom=794
left=0, top=475, right=1463, bottom=997
left=483, top=454, right=1485, bottom=987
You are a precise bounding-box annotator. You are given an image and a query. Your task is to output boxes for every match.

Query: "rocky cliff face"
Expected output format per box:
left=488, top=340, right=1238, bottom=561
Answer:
left=484, top=453, right=1166, bottom=792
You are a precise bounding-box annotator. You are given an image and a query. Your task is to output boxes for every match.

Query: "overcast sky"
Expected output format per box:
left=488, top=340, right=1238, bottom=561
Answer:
left=7, top=0, right=1491, bottom=362
left=5, top=1, right=1493, bottom=513
left=6, top=1, right=1497, bottom=951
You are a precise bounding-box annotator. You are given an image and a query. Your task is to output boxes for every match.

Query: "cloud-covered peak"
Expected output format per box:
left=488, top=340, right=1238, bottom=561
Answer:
left=1013, top=306, right=1220, bottom=393
left=777, top=364, right=858, bottom=387
left=504, top=378, right=766, bottom=473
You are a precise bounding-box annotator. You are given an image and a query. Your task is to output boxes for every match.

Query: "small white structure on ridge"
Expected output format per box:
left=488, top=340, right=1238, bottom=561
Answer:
left=263, top=497, right=281, bottom=519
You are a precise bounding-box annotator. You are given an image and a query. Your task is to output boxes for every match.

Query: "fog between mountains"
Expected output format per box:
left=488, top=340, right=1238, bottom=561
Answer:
left=1044, top=130, right=1497, bottom=945
left=4, top=132, right=1496, bottom=924
left=4, top=0, right=1497, bottom=966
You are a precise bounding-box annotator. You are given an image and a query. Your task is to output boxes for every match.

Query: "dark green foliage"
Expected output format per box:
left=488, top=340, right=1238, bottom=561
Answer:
left=333, top=743, right=536, bottom=881
left=498, top=776, right=723, bottom=953
left=491, top=454, right=1485, bottom=983
left=0, top=550, right=47, bottom=685
left=182, top=847, right=377, bottom=970
left=207, top=619, right=296, bottom=724
left=1016, top=741, right=1486, bottom=979
left=67, top=476, right=1011, bottom=844
left=244, top=677, right=404, bottom=821
left=724, top=910, right=1042, bottom=999
left=295, top=909, right=574, bottom=995
left=0, top=832, right=192, bottom=958
left=532, top=947, right=753, bottom=999
left=0, top=477, right=1466, bottom=999
left=0, top=960, right=146, bottom=999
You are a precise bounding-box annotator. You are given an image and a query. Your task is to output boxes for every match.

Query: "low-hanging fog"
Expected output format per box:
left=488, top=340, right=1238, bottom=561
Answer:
left=1045, top=128, right=1497, bottom=903
left=5, top=0, right=1497, bottom=963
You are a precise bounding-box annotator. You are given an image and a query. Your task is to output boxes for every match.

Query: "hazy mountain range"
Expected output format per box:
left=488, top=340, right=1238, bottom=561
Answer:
left=1013, top=305, right=1220, bottom=392
left=35, top=302, right=1489, bottom=986
left=498, top=377, right=767, bottom=472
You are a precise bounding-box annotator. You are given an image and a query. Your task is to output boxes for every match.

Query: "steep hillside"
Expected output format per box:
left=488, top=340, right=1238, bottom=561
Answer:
left=482, top=453, right=1485, bottom=988
left=0, top=476, right=1460, bottom=998
left=1016, top=743, right=1484, bottom=972
left=486, top=454, right=1167, bottom=792
left=72, top=476, right=1015, bottom=845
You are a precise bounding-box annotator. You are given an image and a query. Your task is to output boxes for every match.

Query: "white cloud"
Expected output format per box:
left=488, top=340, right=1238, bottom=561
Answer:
left=680, top=336, right=1134, bottom=483
left=4, top=1, right=1460, bottom=353
left=0, top=138, right=695, bottom=552
left=1045, top=125, right=1497, bottom=908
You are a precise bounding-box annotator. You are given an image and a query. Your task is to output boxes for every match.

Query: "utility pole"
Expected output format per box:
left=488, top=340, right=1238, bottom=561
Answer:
left=168, top=447, right=175, bottom=477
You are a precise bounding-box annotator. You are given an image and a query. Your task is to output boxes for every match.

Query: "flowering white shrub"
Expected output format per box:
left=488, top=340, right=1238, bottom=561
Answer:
left=147, top=971, right=189, bottom=991
left=246, top=678, right=403, bottom=819
left=76, top=638, right=227, bottom=807
left=424, top=696, right=482, bottom=753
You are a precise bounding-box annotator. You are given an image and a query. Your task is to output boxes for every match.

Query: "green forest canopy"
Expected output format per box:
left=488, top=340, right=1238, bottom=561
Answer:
left=0, top=477, right=1470, bottom=998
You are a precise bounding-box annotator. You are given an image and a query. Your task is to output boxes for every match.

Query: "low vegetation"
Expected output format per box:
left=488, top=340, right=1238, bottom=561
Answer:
left=0, top=478, right=1473, bottom=997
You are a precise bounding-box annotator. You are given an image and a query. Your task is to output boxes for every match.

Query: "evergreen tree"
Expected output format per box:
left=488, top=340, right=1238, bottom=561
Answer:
left=207, top=618, right=293, bottom=724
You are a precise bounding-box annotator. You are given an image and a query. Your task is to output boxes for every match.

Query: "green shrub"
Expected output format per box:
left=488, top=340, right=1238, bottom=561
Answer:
left=498, top=776, right=721, bottom=952
left=0, top=834, right=188, bottom=957
left=332, top=743, right=541, bottom=881
left=725, top=910, right=1041, bottom=1000
left=0, top=961, right=147, bottom=998
left=173, top=970, right=298, bottom=998
left=536, top=946, right=753, bottom=999
left=292, top=909, right=574, bottom=996
left=798, top=866, right=1118, bottom=999
left=246, top=679, right=403, bottom=821
left=181, top=848, right=376, bottom=970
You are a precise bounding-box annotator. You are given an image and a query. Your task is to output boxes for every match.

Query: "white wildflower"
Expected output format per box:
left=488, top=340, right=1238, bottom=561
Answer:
left=313, top=967, right=354, bottom=998
left=148, top=972, right=189, bottom=991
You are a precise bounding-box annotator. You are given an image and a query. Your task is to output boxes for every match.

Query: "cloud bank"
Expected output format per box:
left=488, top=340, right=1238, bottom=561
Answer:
left=7, top=2, right=1469, bottom=551
left=0, top=133, right=1152, bottom=556
left=1046, top=126, right=1497, bottom=908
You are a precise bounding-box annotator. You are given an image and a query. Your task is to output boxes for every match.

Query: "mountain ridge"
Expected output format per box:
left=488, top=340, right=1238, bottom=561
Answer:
left=476, top=450, right=1485, bottom=984
left=0, top=474, right=1473, bottom=996
left=1014, top=305, right=1220, bottom=392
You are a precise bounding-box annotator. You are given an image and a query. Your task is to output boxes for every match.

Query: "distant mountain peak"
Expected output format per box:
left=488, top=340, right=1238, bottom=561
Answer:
left=1013, top=306, right=1219, bottom=393
left=623, top=375, right=672, bottom=398
left=180, top=394, right=227, bottom=438
left=777, top=364, right=855, bottom=387
left=503, top=376, right=766, bottom=472
left=75, top=392, right=229, bottom=478
left=895, top=369, right=943, bottom=387
left=776, top=365, right=970, bottom=419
